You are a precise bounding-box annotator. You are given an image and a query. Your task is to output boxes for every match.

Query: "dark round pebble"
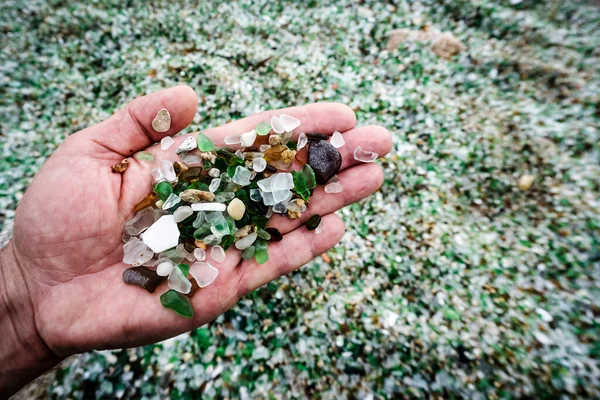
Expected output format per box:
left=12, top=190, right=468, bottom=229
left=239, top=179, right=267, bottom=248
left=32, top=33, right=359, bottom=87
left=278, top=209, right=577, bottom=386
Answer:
left=306, top=214, right=322, bottom=231
left=264, top=227, right=283, bottom=241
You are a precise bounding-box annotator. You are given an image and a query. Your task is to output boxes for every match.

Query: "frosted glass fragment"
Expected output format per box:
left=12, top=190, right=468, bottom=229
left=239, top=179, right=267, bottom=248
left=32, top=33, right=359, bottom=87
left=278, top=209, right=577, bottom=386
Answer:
left=273, top=202, right=288, bottom=214
left=125, top=207, right=156, bottom=235
left=168, top=264, right=192, bottom=294
left=250, top=189, right=262, bottom=202
left=203, top=235, right=221, bottom=246
left=297, top=132, right=308, bottom=150
left=209, top=178, right=221, bottom=193
left=211, top=245, right=226, bottom=263
left=353, top=146, right=378, bottom=163
left=257, top=175, right=275, bottom=192
left=141, top=215, right=180, bottom=253
left=259, top=144, right=271, bottom=152
left=214, top=192, right=235, bottom=202
left=159, top=160, right=177, bottom=182
left=279, top=114, right=301, bottom=132
left=235, top=232, right=257, bottom=250
left=190, top=262, right=219, bottom=288
left=325, top=182, right=343, bottom=194
left=272, top=189, right=291, bottom=203
left=156, top=261, right=174, bottom=277
left=252, top=158, right=267, bottom=172
left=224, top=135, right=241, bottom=145
left=240, top=129, right=257, bottom=147
left=286, top=199, right=307, bottom=213
left=192, top=211, right=206, bottom=228
left=270, top=116, right=285, bottom=134
left=151, top=168, right=165, bottom=183
left=330, top=131, right=345, bottom=148
left=160, top=136, right=175, bottom=150
left=162, top=193, right=181, bottom=210
left=191, top=203, right=226, bottom=212
left=194, top=248, right=206, bottom=261
left=181, top=154, right=201, bottom=165
left=232, top=166, right=251, bottom=186
left=173, top=206, right=193, bottom=222
left=271, top=173, right=294, bottom=191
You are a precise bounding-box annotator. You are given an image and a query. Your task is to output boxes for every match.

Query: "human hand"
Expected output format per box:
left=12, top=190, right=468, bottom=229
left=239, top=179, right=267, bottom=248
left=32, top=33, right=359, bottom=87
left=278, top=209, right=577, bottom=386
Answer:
left=0, top=86, right=391, bottom=396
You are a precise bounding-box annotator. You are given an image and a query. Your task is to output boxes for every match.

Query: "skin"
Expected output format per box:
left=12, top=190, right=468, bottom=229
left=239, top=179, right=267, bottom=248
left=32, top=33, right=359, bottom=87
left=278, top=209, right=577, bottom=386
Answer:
left=0, top=85, right=392, bottom=397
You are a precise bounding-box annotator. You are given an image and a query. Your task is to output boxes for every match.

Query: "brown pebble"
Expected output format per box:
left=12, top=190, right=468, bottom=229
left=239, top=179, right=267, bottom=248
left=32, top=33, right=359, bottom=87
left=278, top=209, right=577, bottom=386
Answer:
left=111, top=158, right=130, bottom=174
left=151, top=108, right=171, bottom=133
left=180, top=189, right=215, bottom=203
left=321, top=253, right=332, bottom=263
left=122, top=267, right=163, bottom=293
left=173, top=161, right=189, bottom=177
left=134, top=192, right=157, bottom=212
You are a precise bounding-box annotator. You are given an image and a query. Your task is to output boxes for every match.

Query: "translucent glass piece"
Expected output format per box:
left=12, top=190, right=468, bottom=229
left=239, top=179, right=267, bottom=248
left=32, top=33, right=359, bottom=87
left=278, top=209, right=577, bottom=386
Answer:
left=235, top=232, right=257, bottom=250
left=209, top=178, right=221, bottom=193
left=190, top=262, right=219, bottom=288
left=160, top=136, right=175, bottom=150
left=353, top=146, right=378, bottom=163
left=279, top=114, right=301, bottom=132
left=173, top=206, right=193, bottom=222
left=211, top=245, right=226, bottom=263
left=168, top=264, right=192, bottom=294
left=330, top=131, right=345, bottom=148
left=231, top=166, right=251, bottom=186
left=297, top=132, right=308, bottom=150
left=159, top=160, right=177, bottom=182
left=252, top=158, right=267, bottom=172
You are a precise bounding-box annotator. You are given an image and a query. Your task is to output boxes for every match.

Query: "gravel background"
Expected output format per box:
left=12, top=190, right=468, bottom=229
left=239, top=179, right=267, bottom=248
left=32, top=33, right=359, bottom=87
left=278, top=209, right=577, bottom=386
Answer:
left=2, top=0, right=599, bottom=398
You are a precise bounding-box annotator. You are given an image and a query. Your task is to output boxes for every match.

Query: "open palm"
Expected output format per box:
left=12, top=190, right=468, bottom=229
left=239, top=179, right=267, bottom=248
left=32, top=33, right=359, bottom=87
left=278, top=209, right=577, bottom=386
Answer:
left=9, top=86, right=391, bottom=358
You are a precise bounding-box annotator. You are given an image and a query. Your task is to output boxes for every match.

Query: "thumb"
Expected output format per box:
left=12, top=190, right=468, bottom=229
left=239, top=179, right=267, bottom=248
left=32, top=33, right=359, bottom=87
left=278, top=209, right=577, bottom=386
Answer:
left=77, top=85, right=198, bottom=156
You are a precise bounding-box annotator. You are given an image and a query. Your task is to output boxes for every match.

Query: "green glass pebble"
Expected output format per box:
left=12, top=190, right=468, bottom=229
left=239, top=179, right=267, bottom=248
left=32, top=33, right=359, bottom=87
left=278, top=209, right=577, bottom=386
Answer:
left=194, top=223, right=212, bottom=240
left=135, top=151, right=154, bottom=161
left=178, top=263, right=190, bottom=277
left=242, top=245, right=255, bottom=260
left=160, top=290, right=194, bottom=319
left=254, top=239, right=269, bottom=264
left=197, top=132, right=215, bottom=152
left=306, top=214, right=321, bottom=231
left=221, top=235, right=234, bottom=250
left=156, top=181, right=173, bottom=201
left=252, top=215, right=269, bottom=229
left=257, top=229, right=271, bottom=240
left=301, top=164, right=316, bottom=189
left=292, top=170, right=311, bottom=201
left=255, top=121, right=271, bottom=136
left=188, top=182, right=210, bottom=191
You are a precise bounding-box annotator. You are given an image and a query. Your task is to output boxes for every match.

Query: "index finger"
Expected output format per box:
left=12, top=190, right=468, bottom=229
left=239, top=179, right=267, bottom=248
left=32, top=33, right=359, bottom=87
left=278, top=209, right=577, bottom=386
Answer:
left=203, top=102, right=356, bottom=145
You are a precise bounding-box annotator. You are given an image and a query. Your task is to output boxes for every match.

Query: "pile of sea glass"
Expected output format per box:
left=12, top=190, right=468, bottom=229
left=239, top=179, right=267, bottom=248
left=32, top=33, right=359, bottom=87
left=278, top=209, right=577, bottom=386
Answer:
left=121, top=114, right=377, bottom=318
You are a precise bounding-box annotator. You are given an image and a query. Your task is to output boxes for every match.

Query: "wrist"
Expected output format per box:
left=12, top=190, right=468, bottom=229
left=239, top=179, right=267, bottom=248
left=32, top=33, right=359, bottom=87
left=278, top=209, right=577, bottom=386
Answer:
left=0, top=241, right=62, bottom=398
